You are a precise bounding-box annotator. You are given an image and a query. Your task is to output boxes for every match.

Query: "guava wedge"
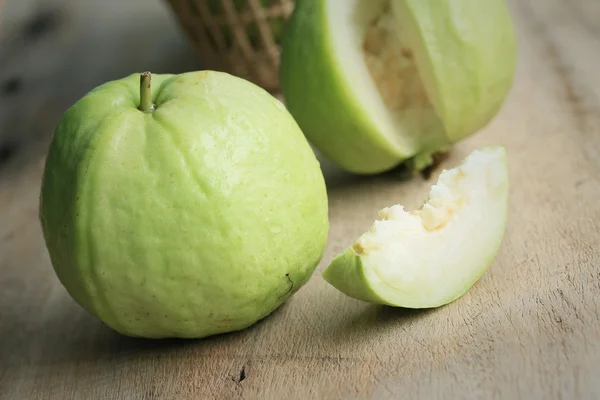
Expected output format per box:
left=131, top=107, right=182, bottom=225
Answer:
left=322, top=146, right=508, bottom=308
left=280, top=0, right=517, bottom=174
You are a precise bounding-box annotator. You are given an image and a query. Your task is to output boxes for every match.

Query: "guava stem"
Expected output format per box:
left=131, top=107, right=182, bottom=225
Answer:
left=139, top=71, right=154, bottom=113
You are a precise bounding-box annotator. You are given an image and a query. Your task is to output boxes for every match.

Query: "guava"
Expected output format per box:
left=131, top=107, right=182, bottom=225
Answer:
left=322, top=146, right=508, bottom=308
left=280, top=0, right=517, bottom=174
left=39, top=71, right=329, bottom=339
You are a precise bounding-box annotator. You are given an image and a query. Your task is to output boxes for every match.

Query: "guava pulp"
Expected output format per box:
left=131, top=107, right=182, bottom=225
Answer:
left=323, top=146, right=509, bottom=308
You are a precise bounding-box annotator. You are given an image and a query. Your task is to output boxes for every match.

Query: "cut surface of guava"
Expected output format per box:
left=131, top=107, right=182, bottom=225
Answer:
left=280, top=0, right=516, bottom=174
left=329, top=0, right=445, bottom=155
left=322, top=146, right=509, bottom=308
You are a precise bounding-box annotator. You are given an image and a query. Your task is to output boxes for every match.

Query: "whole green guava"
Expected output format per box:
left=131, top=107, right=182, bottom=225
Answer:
left=39, top=70, right=329, bottom=339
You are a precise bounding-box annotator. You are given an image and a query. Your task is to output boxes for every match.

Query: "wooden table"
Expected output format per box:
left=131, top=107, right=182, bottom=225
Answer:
left=1, top=0, right=599, bottom=398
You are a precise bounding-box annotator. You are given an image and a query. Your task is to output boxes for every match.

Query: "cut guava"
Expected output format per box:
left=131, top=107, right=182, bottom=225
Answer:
left=280, top=0, right=516, bottom=174
left=322, top=146, right=509, bottom=308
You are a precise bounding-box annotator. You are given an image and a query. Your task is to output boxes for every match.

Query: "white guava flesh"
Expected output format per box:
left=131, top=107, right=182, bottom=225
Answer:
left=323, top=146, right=509, bottom=308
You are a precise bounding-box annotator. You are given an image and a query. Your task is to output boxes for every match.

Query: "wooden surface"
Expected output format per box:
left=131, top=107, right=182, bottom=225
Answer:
left=1, top=0, right=600, bottom=398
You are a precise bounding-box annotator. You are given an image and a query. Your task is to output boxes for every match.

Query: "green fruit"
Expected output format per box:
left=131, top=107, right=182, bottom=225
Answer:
left=39, top=70, right=329, bottom=339
left=280, top=0, right=517, bottom=174
left=323, top=146, right=508, bottom=308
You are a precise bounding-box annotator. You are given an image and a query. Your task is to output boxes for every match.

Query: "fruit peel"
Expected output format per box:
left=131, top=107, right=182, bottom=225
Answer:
left=395, top=0, right=517, bottom=141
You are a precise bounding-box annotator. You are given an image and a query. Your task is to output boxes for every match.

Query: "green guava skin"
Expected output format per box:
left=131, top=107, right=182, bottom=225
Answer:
left=280, top=0, right=517, bottom=174
left=397, top=0, right=517, bottom=141
left=39, top=71, right=329, bottom=339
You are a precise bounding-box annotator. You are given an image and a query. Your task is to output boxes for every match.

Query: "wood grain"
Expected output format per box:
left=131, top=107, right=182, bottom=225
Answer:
left=1, top=0, right=600, bottom=398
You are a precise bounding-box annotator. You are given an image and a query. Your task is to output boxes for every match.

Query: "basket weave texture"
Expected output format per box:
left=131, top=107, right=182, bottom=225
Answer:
left=166, top=0, right=296, bottom=92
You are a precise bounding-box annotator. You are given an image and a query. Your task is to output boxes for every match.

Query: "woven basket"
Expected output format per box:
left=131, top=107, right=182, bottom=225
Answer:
left=166, top=0, right=296, bottom=93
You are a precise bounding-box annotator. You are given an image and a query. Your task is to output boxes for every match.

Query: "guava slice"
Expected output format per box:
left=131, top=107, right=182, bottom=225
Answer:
left=322, top=146, right=509, bottom=308
left=280, top=0, right=516, bottom=174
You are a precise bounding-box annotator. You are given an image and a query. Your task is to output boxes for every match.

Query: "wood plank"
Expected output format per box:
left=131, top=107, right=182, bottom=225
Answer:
left=1, top=0, right=600, bottom=398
